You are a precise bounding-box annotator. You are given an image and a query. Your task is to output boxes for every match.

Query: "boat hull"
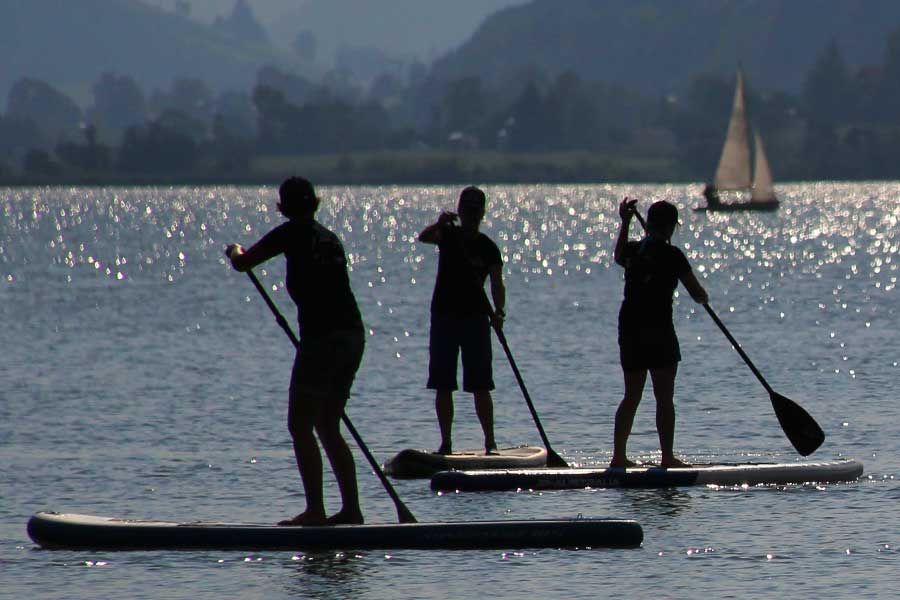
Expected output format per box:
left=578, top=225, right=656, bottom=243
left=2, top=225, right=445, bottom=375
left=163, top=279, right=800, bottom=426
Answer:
left=384, top=446, right=547, bottom=478
left=26, top=512, right=643, bottom=550
left=430, top=459, right=863, bottom=492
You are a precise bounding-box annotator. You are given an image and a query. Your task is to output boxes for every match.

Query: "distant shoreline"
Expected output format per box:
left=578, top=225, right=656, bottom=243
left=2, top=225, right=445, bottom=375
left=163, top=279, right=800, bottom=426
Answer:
left=0, top=150, right=687, bottom=187
left=3, top=149, right=889, bottom=188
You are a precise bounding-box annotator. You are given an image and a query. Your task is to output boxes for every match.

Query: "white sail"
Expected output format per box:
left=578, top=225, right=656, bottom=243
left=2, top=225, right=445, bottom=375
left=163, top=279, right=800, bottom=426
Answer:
left=713, top=68, right=752, bottom=191
left=751, top=129, right=775, bottom=202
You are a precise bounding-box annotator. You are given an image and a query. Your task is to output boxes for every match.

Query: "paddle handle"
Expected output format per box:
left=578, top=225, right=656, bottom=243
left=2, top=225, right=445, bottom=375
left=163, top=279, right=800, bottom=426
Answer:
left=243, top=270, right=417, bottom=524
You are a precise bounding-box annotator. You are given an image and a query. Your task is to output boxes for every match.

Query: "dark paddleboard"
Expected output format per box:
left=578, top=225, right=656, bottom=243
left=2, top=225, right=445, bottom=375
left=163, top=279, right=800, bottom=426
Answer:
left=431, top=459, right=864, bottom=492
left=384, top=445, right=547, bottom=478
left=27, top=512, right=643, bottom=550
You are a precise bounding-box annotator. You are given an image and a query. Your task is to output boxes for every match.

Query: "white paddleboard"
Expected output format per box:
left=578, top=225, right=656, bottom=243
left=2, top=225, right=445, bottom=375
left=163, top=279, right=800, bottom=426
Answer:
left=430, top=458, right=864, bottom=492
left=384, top=445, right=547, bottom=478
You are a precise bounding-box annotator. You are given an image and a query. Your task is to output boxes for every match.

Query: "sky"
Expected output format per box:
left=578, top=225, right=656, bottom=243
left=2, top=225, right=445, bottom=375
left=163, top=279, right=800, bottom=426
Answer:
left=141, top=0, right=525, bottom=64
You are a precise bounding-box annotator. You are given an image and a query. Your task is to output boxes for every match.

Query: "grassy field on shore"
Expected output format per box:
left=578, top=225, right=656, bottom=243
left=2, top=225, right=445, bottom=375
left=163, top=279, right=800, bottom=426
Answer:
left=1, top=150, right=685, bottom=187
left=251, top=150, right=683, bottom=185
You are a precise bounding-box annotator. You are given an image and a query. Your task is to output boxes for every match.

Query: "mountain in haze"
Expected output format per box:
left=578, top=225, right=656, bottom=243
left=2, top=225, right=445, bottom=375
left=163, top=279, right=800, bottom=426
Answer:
left=426, top=0, right=900, bottom=96
left=0, top=0, right=312, bottom=105
left=139, top=0, right=526, bottom=65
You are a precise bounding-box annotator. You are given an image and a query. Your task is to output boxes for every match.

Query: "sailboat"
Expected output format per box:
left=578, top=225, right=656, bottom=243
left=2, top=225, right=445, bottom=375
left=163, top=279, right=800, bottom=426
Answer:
left=696, top=67, right=779, bottom=212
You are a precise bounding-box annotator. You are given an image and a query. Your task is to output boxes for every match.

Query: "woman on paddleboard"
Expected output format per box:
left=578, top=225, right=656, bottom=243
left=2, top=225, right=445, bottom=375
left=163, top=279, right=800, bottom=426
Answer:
left=226, top=177, right=365, bottom=526
left=610, top=198, right=708, bottom=468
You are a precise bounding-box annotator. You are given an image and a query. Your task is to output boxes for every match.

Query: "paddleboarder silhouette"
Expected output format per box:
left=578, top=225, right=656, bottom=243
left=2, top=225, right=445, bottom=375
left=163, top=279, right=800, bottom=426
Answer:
left=226, top=176, right=366, bottom=526
left=419, top=186, right=506, bottom=455
left=610, top=198, right=708, bottom=469
left=702, top=183, right=721, bottom=208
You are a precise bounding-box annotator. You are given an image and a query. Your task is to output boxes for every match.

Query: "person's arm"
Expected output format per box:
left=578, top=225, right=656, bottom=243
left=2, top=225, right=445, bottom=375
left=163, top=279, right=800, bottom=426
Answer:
left=226, top=227, right=283, bottom=272
left=614, top=197, right=638, bottom=266
left=488, top=263, right=506, bottom=329
left=679, top=268, right=709, bottom=304
left=418, top=211, right=457, bottom=245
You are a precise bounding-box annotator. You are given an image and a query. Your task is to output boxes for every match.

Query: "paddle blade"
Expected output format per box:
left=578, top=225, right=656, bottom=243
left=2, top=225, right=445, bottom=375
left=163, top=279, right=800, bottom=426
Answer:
left=770, top=391, right=825, bottom=456
left=546, top=448, right=570, bottom=468
left=397, top=506, right=418, bottom=524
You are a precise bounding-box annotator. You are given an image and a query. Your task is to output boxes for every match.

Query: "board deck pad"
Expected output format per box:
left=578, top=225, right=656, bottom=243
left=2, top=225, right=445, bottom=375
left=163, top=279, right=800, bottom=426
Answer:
left=430, top=459, right=864, bottom=492
left=384, top=445, right=547, bottom=478
left=27, top=512, right=642, bottom=550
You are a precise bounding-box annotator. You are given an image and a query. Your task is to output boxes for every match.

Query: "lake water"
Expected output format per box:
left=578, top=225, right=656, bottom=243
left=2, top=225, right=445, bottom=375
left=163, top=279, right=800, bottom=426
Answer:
left=1, top=183, right=897, bottom=599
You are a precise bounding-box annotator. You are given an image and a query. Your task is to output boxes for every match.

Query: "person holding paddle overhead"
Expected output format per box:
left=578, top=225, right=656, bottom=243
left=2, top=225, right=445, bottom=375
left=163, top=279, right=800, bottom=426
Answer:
left=226, top=176, right=366, bottom=526
left=419, top=186, right=506, bottom=455
left=610, top=198, right=708, bottom=469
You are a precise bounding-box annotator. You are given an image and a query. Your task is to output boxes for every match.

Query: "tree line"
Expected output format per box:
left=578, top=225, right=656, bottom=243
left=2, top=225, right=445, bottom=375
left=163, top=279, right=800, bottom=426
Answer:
left=3, top=31, right=900, bottom=184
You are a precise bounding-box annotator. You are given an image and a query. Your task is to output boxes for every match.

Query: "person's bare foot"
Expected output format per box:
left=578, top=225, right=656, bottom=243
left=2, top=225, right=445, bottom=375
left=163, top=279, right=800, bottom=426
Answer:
left=326, top=510, right=364, bottom=526
left=436, top=443, right=452, bottom=455
left=660, top=456, right=690, bottom=468
left=485, top=445, right=500, bottom=456
left=277, top=511, right=327, bottom=526
left=609, top=457, right=639, bottom=468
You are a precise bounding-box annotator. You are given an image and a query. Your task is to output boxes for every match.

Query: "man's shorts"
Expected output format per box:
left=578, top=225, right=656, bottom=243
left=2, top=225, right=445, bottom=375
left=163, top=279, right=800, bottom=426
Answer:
left=427, top=313, right=494, bottom=392
left=290, top=328, right=365, bottom=403
left=618, top=325, right=681, bottom=372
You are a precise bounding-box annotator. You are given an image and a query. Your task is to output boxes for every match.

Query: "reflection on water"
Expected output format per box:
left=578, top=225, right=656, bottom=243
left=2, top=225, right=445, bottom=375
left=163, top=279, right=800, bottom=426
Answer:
left=2, top=183, right=899, bottom=599
left=620, top=487, right=693, bottom=520
left=280, top=551, right=371, bottom=599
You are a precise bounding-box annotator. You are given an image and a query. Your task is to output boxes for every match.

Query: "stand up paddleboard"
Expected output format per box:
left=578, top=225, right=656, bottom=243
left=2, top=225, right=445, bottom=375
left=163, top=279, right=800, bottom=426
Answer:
left=27, top=512, right=643, bottom=550
left=431, top=459, right=864, bottom=492
left=384, top=446, right=547, bottom=478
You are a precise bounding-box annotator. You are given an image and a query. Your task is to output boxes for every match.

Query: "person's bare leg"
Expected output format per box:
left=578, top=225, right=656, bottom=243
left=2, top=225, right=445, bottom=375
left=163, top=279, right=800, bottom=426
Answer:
left=435, top=389, right=453, bottom=454
left=650, top=365, right=688, bottom=468
left=279, top=391, right=328, bottom=526
left=610, top=369, right=647, bottom=468
left=473, top=390, right=497, bottom=453
left=317, top=401, right=363, bottom=525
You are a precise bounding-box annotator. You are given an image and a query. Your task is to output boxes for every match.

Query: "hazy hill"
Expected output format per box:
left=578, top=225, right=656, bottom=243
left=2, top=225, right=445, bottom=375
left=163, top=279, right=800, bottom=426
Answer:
left=0, top=0, right=311, bottom=105
left=140, top=0, right=525, bottom=64
left=426, top=0, right=900, bottom=95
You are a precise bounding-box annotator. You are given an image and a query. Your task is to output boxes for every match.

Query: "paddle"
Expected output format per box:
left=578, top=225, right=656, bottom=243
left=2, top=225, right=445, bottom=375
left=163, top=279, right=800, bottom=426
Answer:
left=479, top=288, right=570, bottom=468
left=241, top=268, right=417, bottom=524
left=699, top=303, right=825, bottom=456
left=630, top=208, right=825, bottom=456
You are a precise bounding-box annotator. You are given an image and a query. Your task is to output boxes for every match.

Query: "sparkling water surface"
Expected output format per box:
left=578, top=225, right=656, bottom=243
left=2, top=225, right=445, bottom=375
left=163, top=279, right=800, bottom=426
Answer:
left=1, top=183, right=897, bottom=599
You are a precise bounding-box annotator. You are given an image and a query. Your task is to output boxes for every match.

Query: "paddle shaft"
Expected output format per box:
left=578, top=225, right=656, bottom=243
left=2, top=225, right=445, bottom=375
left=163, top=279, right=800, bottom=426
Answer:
left=244, top=270, right=417, bottom=524
left=478, top=289, right=569, bottom=468
left=701, top=304, right=773, bottom=393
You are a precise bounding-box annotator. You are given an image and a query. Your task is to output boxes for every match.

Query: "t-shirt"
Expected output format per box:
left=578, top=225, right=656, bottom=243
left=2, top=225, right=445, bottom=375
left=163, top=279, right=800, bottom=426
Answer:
left=430, top=226, right=502, bottom=316
left=253, top=219, right=363, bottom=337
left=618, top=238, right=691, bottom=331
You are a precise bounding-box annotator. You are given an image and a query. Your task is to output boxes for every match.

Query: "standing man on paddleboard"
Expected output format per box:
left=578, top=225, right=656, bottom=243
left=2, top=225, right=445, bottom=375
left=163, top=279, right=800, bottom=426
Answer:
left=610, top=198, right=708, bottom=468
left=419, top=186, right=506, bottom=455
left=226, top=176, right=366, bottom=526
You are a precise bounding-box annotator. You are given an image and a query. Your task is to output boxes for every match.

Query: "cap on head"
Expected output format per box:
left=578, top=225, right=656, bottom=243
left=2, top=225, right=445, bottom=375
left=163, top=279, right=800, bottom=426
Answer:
left=647, top=200, right=678, bottom=230
left=458, top=186, right=486, bottom=210
left=278, top=176, right=319, bottom=217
